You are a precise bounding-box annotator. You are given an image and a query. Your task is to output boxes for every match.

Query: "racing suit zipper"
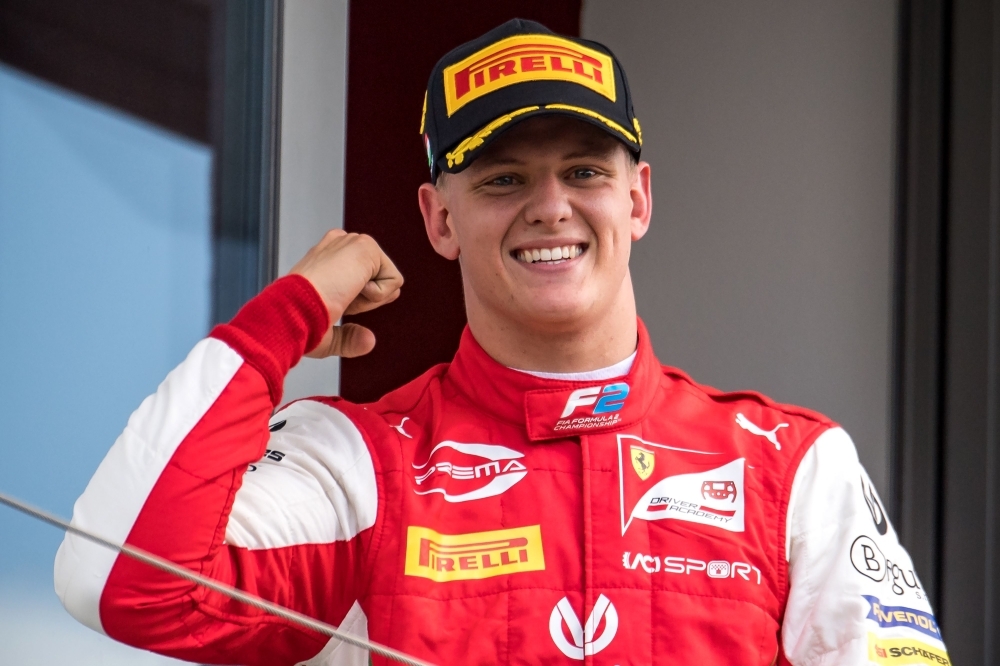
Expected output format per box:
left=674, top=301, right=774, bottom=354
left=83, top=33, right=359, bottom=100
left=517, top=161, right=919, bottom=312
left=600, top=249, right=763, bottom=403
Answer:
left=581, top=433, right=595, bottom=666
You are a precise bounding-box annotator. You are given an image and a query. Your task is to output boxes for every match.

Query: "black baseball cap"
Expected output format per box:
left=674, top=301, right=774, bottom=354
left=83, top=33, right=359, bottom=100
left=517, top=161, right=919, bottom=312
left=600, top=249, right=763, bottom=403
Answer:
left=419, top=18, right=642, bottom=183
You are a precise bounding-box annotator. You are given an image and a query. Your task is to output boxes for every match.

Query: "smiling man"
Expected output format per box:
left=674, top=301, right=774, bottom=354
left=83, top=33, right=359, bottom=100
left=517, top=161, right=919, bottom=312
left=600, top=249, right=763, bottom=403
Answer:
left=55, top=19, right=947, bottom=666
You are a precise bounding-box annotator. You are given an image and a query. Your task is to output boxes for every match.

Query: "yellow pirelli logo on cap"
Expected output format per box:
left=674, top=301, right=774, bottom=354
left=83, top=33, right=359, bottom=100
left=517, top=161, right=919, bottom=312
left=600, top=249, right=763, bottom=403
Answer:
left=404, top=525, right=545, bottom=582
left=867, top=633, right=951, bottom=665
left=443, top=34, right=616, bottom=116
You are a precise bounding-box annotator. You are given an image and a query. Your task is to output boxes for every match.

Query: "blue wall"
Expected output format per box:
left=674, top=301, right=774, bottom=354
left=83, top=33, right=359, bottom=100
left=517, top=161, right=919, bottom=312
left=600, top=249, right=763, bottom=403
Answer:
left=0, top=64, right=211, bottom=664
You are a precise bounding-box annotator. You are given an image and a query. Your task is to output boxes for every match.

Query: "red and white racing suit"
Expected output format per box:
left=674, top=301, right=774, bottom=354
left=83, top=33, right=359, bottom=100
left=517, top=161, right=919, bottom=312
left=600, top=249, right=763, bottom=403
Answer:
left=54, top=275, right=949, bottom=665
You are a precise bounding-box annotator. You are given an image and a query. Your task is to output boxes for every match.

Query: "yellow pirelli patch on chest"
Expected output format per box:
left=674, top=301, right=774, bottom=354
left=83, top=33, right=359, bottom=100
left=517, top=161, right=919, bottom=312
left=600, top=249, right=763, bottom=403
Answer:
left=867, top=633, right=951, bottom=665
left=404, top=524, right=545, bottom=582
left=442, top=34, right=616, bottom=116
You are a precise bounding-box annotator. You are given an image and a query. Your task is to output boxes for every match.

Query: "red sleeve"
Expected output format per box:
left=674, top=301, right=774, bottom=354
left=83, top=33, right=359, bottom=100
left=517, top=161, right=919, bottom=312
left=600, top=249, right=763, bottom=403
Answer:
left=211, top=273, right=330, bottom=406
left=55, top=276, right=376, bottom=665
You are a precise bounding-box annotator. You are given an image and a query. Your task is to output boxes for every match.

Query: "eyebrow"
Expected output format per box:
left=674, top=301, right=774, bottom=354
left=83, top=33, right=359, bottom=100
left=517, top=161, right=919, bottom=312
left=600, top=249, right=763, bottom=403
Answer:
left=561, top=146, right=618, bottom=161
left=471, top=154, right=527, bottom=168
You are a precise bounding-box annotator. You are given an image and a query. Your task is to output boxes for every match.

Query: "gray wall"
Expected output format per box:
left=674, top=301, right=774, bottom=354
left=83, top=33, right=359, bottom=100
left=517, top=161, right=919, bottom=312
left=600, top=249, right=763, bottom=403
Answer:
left=582, top=1, right=898, bottom=494
left=278, top=0, right=350, bottom=401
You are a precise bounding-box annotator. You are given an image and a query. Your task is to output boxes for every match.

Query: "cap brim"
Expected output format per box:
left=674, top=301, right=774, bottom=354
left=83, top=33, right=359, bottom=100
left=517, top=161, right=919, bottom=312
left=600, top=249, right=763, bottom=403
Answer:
left=436, top=104, right=641, bottom=177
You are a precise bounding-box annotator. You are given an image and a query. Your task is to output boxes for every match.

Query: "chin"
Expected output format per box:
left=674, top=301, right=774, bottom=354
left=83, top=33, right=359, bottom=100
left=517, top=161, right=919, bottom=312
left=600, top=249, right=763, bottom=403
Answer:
left=518, top=297, right=593, bottom=326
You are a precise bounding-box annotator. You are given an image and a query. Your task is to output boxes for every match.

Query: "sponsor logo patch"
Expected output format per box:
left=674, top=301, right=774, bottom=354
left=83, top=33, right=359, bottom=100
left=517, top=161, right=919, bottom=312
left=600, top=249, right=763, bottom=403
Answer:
left=850, top=535, right=925, bottom=599
left=549, top=594, right=617, bottom=660
left=411, top=441, right=527, bottom=503
left=630, top=444, right=654, bottom=480
left=554, top=382, right=630, bottom=432
left=404, top=525, right=544, bottom=582
left=442, top=34, right=616, bottom=116
left=618, top=434, right=744, bottom=534
left=734, top=412, right=787, bottom=450
left=622, top=551, right=761, bottom=584
left=863, top=596, right=942, bottom=641
left=867, top=633, right=950, bottom=665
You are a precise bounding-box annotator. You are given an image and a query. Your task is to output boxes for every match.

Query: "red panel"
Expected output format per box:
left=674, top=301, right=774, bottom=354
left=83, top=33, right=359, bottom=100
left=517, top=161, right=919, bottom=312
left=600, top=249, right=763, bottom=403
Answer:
left=341, top=0, right=582, bottom=403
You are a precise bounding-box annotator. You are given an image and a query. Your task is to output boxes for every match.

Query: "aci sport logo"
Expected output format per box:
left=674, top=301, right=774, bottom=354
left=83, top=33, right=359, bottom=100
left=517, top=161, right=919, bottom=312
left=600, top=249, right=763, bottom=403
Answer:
left=618, top=434, right=746, bottom=535
left=554, top=382, right=630, bottom=432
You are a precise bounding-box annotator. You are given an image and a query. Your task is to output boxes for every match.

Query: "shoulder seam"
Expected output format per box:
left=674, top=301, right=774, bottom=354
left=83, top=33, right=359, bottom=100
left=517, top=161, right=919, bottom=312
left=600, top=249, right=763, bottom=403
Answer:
left=370, top=362, right=450, bottom=418
left=661, top=367, right=834, bottom=426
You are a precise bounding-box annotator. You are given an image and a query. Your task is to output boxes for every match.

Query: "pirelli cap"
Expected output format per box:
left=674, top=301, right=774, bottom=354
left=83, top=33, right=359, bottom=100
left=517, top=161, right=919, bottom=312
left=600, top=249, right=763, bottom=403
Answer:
left=420, top=18, right=642, bottom=182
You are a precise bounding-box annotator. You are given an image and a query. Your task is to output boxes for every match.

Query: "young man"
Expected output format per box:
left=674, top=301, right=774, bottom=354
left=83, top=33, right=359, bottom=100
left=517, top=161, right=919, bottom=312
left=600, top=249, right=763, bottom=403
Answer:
left=55, top=19, right=947, bottom=666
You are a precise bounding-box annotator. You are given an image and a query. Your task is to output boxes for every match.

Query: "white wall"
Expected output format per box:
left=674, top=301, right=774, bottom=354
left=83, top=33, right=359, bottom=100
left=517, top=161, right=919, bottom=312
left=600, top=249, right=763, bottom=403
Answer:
left=278, top=0, right=350, bottom=401
left=583, top=1, right=898, bottom=494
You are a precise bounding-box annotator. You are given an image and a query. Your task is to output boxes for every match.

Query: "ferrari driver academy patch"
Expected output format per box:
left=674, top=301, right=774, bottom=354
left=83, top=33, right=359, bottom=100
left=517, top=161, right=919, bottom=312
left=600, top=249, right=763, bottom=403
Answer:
left=618, top=434, right=745, bottom=535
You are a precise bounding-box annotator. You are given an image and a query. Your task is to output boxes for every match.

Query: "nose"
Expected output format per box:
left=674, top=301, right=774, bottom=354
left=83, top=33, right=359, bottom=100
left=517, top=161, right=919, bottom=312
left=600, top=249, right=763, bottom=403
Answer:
left=522, top=173, right=573, bottom=228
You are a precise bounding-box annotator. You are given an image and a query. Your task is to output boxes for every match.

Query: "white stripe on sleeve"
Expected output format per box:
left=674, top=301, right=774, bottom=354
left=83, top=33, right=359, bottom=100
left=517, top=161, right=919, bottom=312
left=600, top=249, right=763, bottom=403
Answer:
left=782, top=427, right=944, bottom=665
left=225, top=400, right=378, bottom=549
left=53, top=337, right=244, bottom=635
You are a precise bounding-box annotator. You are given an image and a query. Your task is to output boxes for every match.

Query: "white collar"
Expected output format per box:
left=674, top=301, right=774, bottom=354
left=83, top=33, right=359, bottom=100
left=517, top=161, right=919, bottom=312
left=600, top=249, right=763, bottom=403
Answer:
left=511, top=351, right=637, bottom=382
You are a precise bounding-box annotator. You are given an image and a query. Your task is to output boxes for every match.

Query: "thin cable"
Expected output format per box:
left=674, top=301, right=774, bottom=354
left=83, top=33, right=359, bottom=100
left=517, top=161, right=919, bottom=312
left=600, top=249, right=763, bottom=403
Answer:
left=0, top=491, right=434, bottom=666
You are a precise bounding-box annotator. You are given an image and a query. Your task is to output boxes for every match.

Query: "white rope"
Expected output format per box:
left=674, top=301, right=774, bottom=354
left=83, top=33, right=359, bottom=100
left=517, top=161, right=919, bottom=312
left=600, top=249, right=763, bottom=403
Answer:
left=0, top=490, right=434, bottom=666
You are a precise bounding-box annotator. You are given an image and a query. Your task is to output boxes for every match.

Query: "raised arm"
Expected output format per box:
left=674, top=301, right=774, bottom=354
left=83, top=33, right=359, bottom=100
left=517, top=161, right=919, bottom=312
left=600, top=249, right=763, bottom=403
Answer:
left=54, top=231, right=402, bottom=665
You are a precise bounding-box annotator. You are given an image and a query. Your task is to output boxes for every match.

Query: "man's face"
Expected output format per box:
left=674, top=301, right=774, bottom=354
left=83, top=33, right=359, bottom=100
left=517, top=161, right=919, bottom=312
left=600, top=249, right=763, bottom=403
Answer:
left=420, top=116, right=652, bottom=332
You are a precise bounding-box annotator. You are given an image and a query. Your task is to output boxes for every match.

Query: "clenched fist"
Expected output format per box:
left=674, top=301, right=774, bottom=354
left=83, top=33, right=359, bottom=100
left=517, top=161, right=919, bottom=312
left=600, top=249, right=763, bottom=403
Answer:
left=289, top=230, right=403, bottom=359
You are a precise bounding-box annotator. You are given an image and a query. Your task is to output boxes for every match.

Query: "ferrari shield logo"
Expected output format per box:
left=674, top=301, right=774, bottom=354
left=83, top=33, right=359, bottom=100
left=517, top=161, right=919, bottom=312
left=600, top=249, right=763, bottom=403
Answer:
left=630, top=445, right=655, bottom=481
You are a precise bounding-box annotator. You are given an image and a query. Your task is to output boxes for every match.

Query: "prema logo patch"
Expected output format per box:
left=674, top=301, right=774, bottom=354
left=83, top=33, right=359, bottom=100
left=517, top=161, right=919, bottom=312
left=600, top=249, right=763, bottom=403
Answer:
left=404, top=525, right=545, bottom=582
left=617, top=434, right=744, bottom=535
left=412, top=441, right=527, bottom=503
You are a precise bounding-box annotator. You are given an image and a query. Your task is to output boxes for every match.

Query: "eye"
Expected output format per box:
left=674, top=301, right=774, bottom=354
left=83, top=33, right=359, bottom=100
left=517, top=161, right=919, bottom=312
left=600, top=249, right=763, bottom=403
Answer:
left=572, top=168, right=598, bottom=179
left=488, top=175, right=517, bottom=187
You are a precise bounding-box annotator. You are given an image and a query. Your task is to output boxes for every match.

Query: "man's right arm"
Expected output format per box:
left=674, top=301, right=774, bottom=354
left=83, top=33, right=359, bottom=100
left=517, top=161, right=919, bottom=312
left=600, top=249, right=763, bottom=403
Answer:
left=54, top=232, right=403, bottom=665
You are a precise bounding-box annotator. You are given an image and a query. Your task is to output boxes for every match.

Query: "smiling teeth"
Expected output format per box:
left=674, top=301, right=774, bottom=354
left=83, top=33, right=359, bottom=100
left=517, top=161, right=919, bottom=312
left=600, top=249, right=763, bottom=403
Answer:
left=517, top=244, right=584, bottom=264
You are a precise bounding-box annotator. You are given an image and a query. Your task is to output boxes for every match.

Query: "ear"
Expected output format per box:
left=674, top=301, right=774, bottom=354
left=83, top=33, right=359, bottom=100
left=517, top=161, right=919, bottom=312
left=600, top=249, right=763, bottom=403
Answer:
left=629, top=161, right=653, bottom=242
left=418, top=182, right=460, bottom=260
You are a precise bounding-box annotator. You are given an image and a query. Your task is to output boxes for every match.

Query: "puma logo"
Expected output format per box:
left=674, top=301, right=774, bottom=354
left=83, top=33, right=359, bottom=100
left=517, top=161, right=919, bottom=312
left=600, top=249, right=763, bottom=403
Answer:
left=735, top=413, right=788, bottom=451
left=392, top=417, right=413, bottom=439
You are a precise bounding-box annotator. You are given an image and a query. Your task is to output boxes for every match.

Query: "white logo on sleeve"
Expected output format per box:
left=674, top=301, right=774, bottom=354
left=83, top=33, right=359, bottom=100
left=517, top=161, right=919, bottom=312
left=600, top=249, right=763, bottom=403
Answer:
left=549, top=594, right=618, bottom=660
left=412, top=441, right=527, bottom=503
left=735, top=413, right=788, bottom=450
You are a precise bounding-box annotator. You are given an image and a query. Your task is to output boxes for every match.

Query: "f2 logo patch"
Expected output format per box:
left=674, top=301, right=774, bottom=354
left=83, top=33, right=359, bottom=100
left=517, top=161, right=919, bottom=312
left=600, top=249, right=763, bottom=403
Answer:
left=560, top=383, right=630, bottom=418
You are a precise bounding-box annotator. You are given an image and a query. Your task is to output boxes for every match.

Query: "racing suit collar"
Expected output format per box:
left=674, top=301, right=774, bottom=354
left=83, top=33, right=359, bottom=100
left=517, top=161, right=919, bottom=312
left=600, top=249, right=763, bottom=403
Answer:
left=447, top=318, right=662, bottom=440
